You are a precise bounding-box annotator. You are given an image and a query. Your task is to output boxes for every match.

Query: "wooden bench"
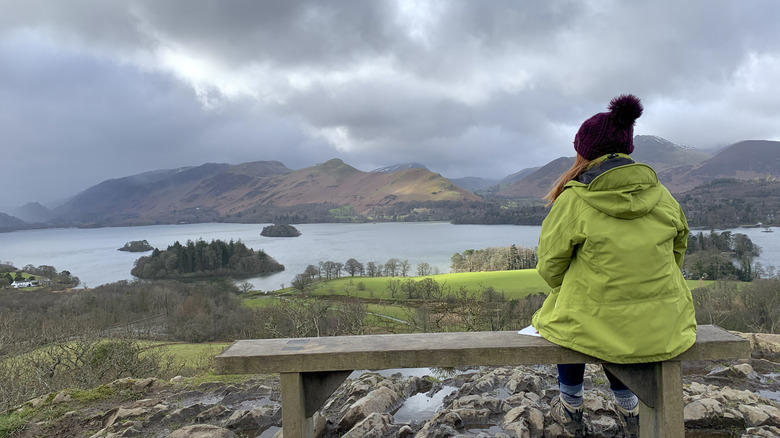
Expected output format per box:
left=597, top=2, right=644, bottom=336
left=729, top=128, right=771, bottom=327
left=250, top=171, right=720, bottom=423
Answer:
left=215, top=324, right=749, bottom=438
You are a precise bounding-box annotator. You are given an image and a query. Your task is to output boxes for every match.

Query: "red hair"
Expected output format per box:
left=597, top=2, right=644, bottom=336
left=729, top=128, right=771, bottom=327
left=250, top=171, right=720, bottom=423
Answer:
left=543, top=155, right=591, bottom=206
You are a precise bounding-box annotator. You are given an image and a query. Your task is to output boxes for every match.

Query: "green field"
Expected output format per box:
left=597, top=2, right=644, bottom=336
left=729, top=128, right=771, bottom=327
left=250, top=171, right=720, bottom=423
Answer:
left=299, top=270, right=714, bottom=300
left=307, top=269, right=551, bottom=300
left=240, top=272, right=716, bottom=332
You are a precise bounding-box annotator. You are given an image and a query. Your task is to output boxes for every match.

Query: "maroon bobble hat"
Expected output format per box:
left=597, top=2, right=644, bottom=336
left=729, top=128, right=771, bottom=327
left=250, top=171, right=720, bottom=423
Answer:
left=573, top=94, right=644, bottom=160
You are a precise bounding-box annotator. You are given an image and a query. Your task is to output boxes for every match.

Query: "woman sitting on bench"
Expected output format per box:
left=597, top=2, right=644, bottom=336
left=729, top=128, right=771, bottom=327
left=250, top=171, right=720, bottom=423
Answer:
left=532, top=94, right=697, bottom=438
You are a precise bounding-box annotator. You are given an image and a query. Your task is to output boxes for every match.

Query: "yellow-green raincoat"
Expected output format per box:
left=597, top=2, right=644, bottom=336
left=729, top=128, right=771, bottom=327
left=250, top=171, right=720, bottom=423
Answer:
left=532, top=153, right=697, bottom=364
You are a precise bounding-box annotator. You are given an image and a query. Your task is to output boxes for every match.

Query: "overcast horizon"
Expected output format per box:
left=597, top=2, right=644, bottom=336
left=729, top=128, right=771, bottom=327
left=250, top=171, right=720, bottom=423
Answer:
left=2, top=1, right=780, bottom=209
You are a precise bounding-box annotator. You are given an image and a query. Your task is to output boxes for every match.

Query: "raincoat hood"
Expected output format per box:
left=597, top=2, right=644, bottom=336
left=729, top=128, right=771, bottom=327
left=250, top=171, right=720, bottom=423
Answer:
left=564, top=154, right=661, bottom=220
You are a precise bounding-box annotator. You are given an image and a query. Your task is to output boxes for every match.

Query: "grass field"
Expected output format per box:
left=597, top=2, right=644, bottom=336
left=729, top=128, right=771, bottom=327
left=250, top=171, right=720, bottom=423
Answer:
left=301, top=271, right=714, bottom=300
left=240, top=272, right=715, bottom=331
left=307, top=269, right=551, bottom=300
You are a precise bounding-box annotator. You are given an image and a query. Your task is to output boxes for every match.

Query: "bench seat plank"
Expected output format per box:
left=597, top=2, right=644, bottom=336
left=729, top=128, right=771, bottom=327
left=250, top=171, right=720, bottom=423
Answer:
left=215, top=325, right=747, bottom=375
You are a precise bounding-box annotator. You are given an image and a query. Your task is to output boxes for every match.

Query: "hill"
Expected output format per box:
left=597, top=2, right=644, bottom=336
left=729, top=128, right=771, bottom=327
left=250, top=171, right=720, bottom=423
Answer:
left=495, top=136, right=726, bottom=199
left=630, top=135, right=710, bottom=171
left=371, top=162, right=429, bottom=173
left=10, top=202, right=52, bottom=223
left=45, top=159, right=480, bottom=227
left=495, top=157, right=574, bottom=199
left=0, top=212, right=28, bottom=231
left=660, top=140, right=780, bottom=193
left=448, top=176, right=500, bottom=192
left=677, top=178, right=780, bottom=228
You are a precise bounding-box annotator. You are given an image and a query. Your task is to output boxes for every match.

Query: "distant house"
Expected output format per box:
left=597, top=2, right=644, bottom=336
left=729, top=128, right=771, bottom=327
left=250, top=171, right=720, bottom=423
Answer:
left=11, top=280, right=39, bottom=288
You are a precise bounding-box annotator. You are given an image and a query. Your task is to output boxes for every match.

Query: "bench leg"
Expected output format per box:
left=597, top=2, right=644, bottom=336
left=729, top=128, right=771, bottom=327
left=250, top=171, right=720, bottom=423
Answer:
left=638, top=361, right=684, bottom=438
left=280, top=371, right=352, bottom=438
left=281, top=372, right=313, bottom=438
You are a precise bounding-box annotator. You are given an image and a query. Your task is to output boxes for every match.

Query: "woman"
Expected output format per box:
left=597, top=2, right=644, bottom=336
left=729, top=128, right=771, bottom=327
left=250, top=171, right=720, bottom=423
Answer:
left=532, top=94, right=697, bottom=438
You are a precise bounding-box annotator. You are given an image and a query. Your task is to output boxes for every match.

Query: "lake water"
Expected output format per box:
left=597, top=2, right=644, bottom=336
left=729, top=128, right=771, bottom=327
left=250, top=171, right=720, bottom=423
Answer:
left=0, top=223, right=777, bottom=290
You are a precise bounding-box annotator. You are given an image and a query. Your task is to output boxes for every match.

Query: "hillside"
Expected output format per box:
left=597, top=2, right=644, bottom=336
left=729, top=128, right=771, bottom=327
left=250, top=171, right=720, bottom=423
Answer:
left=677, top=178, right=780, bottom=228
left=10, top=202, right=52, bottom=223
left=631, top=135, right=711, bottom=171
left=45, top=159, right=480, bottom=226
left=371, top=162, right=428, bottom=173
left=660, top=140, right=780, bottom=193
left=495, top=136, right=768, bottom=199
left=0, top=211, right=27, bottom=231
left=495, top=157, right=574, bottom=199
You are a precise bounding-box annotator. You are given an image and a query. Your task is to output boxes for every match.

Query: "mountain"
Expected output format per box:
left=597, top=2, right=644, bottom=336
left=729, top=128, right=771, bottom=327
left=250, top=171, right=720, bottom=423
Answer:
left=10, top=202, right=52, bottom=223
left=48, top=159, right=480, bottom=226
left=631, top=135, right=710, bottom=171
left=0, top=212, right=28, bottom=231
left=372, top=162, right=429, bottom=173
left=494, top=135, right=713, bottom=199
left=659, top=140, right=780, bottom=193
left=498, top=167, right=541, bottom=187
left=51, top=163, right=236, bottom=224
left=495, top=157, right=575, bottom=199
left=448, top=177, right=500, bottom=192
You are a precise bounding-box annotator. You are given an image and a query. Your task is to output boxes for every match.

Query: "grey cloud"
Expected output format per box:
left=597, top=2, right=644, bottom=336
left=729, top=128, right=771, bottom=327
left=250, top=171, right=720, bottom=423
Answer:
left=1, top=0, right=780, bottom=208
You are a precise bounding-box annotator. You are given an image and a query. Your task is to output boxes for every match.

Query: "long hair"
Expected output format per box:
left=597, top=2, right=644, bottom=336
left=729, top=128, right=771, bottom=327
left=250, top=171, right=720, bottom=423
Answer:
left=543, top=155, right=591, bottom=206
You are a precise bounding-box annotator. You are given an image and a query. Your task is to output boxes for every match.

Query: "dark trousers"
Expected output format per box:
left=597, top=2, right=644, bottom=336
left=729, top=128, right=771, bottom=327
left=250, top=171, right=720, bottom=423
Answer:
left=558, top=364, right=630, bottom=392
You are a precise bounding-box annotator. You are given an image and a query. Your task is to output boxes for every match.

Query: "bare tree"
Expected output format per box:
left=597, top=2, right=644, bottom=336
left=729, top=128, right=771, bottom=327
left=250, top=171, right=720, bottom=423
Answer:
left=400, top=260, right=411, bottom=277
left=384, top=258, right=400, bottom=277
left=417, top=262, right=432, bottom=276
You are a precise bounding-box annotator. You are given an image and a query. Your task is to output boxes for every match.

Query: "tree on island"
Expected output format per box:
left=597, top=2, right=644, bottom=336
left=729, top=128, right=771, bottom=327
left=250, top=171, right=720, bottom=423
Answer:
left=260, top=223, right=301, bottom=237
left=131, top=239, right=284, bottom=279
left=118, top=240, right=154, bottom=252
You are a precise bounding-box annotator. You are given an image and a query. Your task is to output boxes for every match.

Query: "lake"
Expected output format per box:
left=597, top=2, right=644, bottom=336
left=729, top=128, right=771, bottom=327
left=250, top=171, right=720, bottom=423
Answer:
left=0, top=223, right=777, bottom=290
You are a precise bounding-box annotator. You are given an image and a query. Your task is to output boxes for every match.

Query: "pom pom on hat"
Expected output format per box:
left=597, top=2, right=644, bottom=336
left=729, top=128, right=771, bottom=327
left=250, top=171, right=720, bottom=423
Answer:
left=574, top=94, right=643, bottom=160
left=608, top=94, right=643, bottom=128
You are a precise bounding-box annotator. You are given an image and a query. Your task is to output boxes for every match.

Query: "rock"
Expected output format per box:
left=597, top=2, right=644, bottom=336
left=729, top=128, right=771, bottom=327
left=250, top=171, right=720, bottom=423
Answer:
left=313, top=411, right=329, bottom=438
left=740, top=405, right=772, bottom=427
left=339, top=386, right=401, bottom=431
left=716, top=387, right=760, bottom=404
left=686, top=381, right=710, bottom=395
left=103, top=407, right=150, bottom=429
left=742, top=425, right=780, bottom=437
left=447, top=408, right=492, bottom=425
left=398, top=424, right=415, bottom=437
left=503, top=421, right=531, bottom=438
left=404, top=376, right=434, bottom=397
left=134, top=377, right=163, bottom=390
left=52, top=391, right=72, bottom=404
left=441, top=411, right=463, bottom=428
left=503, top=405, right=544, bottom=436
left=165, top=403, right=210, bottom=425
left=167, top=424, right=237, bottom=437
left=223, top=405, right=281, bottom=434
left=196, top=404, right=231, bottom=423
left=198, top=381, right=226, bottom=391
left=342, top=412, right=398, bottom=437
left=740, top=333, right=780, bottom=360
left=130, top=398, right=162, bottom=408
left=685, top=398, right=725, bottom=426
left=506, top=373, right=544, bottom=394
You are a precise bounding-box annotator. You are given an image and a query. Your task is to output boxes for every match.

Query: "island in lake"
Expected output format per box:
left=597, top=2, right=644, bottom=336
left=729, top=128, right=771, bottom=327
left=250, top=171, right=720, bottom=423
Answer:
left=261, top=224, right=301, bottom=237
left=118, top=240, right=154, bottom=252
left=130, top=239, right=284, bottom=279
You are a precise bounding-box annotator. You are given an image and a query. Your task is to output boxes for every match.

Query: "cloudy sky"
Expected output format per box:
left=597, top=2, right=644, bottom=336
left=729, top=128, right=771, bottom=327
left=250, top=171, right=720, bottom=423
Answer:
left=2, top=0, right=779, bottom=209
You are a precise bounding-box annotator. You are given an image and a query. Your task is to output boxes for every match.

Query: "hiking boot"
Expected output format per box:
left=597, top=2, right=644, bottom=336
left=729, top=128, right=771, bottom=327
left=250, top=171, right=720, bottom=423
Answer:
left=616, top=403, right=639, bottom=438
left=549, top=395, right=585, bottom=437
